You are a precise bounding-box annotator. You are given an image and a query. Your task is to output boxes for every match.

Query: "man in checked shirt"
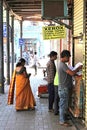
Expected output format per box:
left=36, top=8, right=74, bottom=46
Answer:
left=46, top=51, right=58, bottom=112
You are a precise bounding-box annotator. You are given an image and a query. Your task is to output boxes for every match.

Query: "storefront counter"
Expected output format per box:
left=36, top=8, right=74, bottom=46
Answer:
left=69, top=75, right=84, bottom=117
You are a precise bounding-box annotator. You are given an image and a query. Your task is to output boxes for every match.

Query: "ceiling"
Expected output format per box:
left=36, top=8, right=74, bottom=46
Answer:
left=4, top=0, right=42, bottom=21
left=4, top=0, right=72, bottom=23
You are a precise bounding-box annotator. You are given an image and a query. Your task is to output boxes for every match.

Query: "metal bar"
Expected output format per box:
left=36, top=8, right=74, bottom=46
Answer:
left=6, top=8, right=10, bottom=85
left=0, top=0, right=4, bottom=93
left=53, top=19, right=72, bottom=29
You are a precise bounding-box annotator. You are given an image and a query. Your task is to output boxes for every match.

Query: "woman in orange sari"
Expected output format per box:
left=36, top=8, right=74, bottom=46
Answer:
left=8, top=58, right=36, bottom=111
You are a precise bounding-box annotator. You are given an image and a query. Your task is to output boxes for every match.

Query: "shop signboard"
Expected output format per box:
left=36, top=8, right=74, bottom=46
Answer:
left=42, top=0, right=68, bottom=19
left=42, top=25, right=66, bottom=40
left=19, top=38, right=24, bottom=46
left=3, top=22, right=11, bottom=43
left=3, top=23, right=7, bottom=37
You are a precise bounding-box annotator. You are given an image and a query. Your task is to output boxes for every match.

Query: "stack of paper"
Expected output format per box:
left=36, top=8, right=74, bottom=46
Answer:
left=68, top=62, right=83, bottom=76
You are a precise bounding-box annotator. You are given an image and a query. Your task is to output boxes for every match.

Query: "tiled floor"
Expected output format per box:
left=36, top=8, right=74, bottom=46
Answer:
left=0, top=69, right=77, bottom=130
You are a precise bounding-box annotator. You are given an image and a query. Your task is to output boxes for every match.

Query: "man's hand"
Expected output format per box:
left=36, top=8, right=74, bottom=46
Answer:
left=77, top=65, right=83, bottom=71
left=28, top=73, right=31, bottom=78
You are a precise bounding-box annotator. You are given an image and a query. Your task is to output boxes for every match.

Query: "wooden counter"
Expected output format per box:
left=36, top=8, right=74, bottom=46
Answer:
left=69, top=75, right=84, bottom=117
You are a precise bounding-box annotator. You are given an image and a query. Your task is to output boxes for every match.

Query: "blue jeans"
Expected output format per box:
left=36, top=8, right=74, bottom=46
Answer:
left=47, top=83, right=55, bottom=110
left=58, top=87, right=69, bottom=123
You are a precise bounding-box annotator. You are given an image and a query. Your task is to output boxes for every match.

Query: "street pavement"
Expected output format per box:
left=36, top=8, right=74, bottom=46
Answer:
left=0, top=68, right=78, bottom=130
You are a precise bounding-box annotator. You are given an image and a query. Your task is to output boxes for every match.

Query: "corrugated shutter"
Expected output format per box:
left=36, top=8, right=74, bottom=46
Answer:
left=73, top=0, right=87, bottom=126
left=73, top=0, right=83, bottom=37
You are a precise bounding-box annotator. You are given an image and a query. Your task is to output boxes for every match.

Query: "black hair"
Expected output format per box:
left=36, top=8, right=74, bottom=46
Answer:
left=60, top=50, right=71, bottom=58
left=34, top=52, right=37, bottom=55
left=16, top=61, right=22, bottom=67
left=48, top=51, right=57, bottom=57
left=19, top=58, right=26, bottom=63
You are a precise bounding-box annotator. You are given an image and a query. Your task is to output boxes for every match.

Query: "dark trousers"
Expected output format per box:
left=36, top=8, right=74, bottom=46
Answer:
left=34, top=64, right=37, bottom=74
left=54, top=86, right=59, bottom=114
left=48, top=83, right=55, bottom=110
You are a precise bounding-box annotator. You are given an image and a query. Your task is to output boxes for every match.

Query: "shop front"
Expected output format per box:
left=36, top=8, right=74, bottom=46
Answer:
left=69, top=0, right=87, bottom=127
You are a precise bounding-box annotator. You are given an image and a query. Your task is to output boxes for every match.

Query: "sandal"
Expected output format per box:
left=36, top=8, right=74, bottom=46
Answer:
left=59, top=122, right=72, bottom=127
left=48, top=109, right=54, bottom=112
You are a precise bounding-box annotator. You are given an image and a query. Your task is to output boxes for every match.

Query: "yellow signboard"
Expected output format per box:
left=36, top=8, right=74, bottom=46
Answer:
left=42, top=25, right=66, bottom=40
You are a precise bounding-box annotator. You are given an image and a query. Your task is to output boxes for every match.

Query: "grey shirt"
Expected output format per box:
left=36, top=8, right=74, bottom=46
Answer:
left=58, top=61, right=73, bottom=89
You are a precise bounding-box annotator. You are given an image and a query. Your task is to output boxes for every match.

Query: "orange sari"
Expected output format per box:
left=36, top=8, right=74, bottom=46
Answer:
left=8, top=70, right=16, bottom=105
left=8, top=68, right=36, bottom=110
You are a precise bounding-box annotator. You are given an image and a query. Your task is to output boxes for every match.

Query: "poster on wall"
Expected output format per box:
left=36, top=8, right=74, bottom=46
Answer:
left=19, top=38, right=37, bottom=65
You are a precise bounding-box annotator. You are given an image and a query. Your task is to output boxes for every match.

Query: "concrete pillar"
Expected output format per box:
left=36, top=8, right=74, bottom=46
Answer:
left=0, top=0, right=4, bottom=93
left=20, top=20, right=23, bottom=58
left=11, top=15, right=14, bottom=75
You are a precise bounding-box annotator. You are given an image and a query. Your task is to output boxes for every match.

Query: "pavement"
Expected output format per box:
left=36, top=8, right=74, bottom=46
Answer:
left=0, top=68, right=86, bottom=130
